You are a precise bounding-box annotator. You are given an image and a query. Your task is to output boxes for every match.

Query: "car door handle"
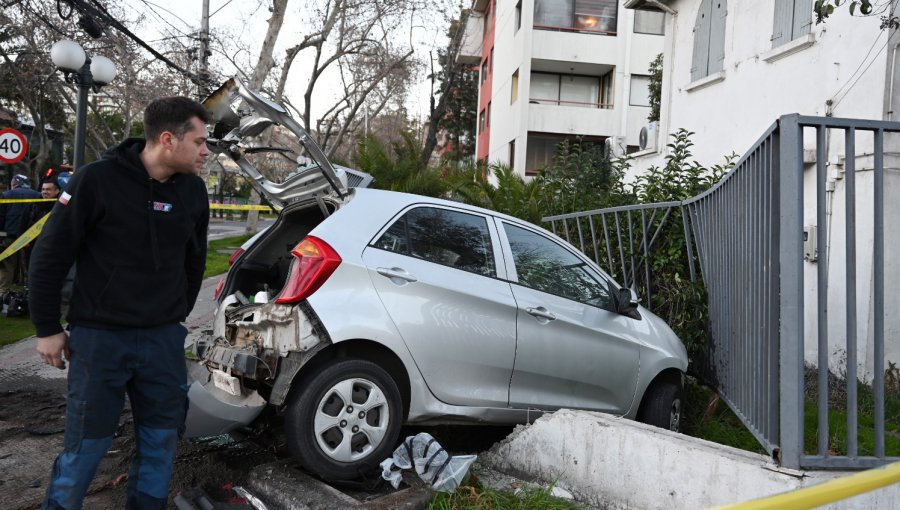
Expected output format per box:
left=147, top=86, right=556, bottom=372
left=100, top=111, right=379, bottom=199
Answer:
left=525, top=307, right=556, bottom=321
left=376, top=267, right=418, bottom=283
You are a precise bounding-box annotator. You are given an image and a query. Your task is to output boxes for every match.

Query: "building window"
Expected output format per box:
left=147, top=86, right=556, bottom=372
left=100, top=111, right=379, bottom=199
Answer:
left=772, top=0, right=812, bottom=48
left=629, top=75, right=651, bottom=107
left=479, top=109, right=486, bottom=133
left=487, top=102, right=491, bottom=127
left=533, top=0, right=618, bottom=34
left=524, top=133, right=602, bottom=175
left=481, top=59, right=489, bottom=84
left=634, top=10, right=665, bottom=35
left=515, top=0, right=522, bottom=32
left=490, top=48, right=494, bottom=72
left=511, top=69, right=519, bottom=103
left=529, top=70, right=614, bottom=109
left=509, top=139, right=516, bottom=169
left=691, top=0, right=727, bottom=82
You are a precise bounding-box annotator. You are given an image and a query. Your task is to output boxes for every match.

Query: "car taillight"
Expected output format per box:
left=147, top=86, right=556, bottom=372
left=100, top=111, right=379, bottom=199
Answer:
left=275, top=236, right=341, bottom=304
left=228, top=247, right=245, bottom=266
left=214, top=278, right=225, bottom=300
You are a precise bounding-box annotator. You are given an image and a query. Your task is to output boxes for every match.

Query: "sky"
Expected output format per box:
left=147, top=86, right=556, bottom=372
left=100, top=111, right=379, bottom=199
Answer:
left=118, top=0, right=452, bottom=126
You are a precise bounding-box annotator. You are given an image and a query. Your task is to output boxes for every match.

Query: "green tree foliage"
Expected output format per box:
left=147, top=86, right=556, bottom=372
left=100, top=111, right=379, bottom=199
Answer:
left=354, top=131, right=448, bottom=198
left=435, top=15, right=479, bottom=163
left=539, top=139, right=632, bottom=216
left=648, top=53, right=663, bottom=123
left=814, top=0, right=899, bottom=29
left=630, top=129, right=736, bottom=373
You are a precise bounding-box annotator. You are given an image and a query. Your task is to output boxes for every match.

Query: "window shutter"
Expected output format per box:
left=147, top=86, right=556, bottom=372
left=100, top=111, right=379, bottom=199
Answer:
left=708, top=0, right=727, bottom=74
left=792, top=0, right=812, bottom=38
left=772, top=0, right=793, bottom=48
left=691, top=0, right=712, bottom=81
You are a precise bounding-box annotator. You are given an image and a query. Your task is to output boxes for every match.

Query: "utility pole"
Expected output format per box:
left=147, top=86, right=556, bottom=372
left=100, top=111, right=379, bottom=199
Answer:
left=199, top=0, right=210, bottom=98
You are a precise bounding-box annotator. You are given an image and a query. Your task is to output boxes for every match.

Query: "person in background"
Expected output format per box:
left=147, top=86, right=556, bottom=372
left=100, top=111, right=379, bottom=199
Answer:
left=0, top=174, right=41, bottom=292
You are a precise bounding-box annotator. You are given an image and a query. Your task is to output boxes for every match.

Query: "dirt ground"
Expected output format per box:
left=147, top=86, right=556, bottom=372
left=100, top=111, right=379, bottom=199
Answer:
left=0, top=386, right=282, bottom=510
left=0, top=382, right=514, bottom=510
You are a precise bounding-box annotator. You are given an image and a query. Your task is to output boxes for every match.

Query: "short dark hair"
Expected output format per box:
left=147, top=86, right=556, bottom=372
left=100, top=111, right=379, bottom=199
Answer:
left=143, top=96, right=210, bottom=144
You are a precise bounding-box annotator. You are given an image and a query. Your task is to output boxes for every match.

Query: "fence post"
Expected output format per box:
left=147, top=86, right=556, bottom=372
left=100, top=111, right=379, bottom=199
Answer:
left=777, top=114, right=804, bottom=468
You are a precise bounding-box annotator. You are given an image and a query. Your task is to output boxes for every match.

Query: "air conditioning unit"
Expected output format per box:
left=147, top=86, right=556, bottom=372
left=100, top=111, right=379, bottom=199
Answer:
left=639, top=121, right=658, bottom=151
left=604, top=136, right=626, bottom=158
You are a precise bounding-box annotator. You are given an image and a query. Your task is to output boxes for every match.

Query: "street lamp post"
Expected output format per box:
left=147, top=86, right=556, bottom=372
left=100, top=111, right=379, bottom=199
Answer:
left=50, top=40, right=117, bottom=170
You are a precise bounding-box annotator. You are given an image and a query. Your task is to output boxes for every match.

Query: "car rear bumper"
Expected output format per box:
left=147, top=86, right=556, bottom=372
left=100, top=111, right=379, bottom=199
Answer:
left=183, top=360, right=267, bottom=438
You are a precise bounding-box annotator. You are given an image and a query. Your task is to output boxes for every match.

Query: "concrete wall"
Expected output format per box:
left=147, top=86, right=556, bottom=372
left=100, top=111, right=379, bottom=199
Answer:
left=482, top=410, right=900, bottom=509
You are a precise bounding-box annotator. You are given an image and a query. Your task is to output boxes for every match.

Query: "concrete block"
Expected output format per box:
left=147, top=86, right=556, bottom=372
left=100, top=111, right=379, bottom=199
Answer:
left=480, top=410, right=900, bottom=509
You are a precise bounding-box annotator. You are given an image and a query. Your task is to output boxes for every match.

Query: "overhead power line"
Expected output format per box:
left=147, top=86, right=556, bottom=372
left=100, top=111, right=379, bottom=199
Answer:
left=84, top=0, right=201, bottom=84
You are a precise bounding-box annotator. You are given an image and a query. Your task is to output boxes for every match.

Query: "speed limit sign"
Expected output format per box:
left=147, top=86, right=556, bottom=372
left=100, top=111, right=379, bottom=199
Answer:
left=0, top=128, right=28, bottom=164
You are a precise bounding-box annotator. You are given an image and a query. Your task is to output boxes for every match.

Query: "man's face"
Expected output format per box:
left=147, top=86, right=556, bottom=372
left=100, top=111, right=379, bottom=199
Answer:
left=169, top=117, right=211, bottom=174
left=41, top=182, right=60, bottom=199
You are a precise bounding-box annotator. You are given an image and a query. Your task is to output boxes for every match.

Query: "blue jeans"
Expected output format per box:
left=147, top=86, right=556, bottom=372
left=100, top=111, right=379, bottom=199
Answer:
left=43, top=323, right=189, bottom=510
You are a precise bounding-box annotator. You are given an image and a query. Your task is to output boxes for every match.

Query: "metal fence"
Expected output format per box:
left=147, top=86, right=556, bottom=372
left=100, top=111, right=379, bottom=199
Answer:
left=543, top=114, right=898, bottom=470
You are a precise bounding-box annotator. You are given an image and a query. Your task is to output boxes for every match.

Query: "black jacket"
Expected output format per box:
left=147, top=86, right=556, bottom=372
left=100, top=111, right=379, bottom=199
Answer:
left=29, top=138, right=208, bottom=337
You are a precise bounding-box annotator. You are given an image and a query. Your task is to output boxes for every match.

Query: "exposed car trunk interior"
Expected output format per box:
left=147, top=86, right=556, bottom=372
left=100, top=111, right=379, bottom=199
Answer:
left=220, top=200, right=337, bottom=302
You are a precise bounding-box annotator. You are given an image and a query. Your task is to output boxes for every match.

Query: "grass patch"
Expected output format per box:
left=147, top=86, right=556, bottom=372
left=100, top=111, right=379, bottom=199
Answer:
left=0, top=315, right=35, bottom=347
left=802, top=367, right=900, bottom=457
left=428, top=477, right=580, bottom=510
left=204, top=234, right=254, bottom=278
left=682, top=377, right=767, bottom=454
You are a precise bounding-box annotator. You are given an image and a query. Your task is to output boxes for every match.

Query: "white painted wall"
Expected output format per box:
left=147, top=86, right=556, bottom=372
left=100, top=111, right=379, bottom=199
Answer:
left=632, top=2, right=888, bottom=173
left=623, top=1, right=899, bottom=381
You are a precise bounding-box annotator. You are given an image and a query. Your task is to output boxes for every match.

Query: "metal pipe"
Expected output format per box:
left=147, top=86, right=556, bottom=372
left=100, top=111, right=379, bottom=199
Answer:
left=73, top=58, right=92, bottom=170
left=817, top=125, right=829, bottom=457
left=845, top=127, right=858, bottom=458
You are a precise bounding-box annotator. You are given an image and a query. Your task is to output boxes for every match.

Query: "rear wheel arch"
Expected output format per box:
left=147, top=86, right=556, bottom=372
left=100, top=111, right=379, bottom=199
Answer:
left=284, top=339, right=411, bottom=420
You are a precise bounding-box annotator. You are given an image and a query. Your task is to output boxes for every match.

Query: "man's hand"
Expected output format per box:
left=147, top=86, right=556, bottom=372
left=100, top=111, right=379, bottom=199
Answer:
left=37, top=332, right=70, bottom=369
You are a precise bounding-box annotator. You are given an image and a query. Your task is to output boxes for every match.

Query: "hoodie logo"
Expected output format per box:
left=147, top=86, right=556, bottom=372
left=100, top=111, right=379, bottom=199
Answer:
left=152, top=201, right=173, bottom=213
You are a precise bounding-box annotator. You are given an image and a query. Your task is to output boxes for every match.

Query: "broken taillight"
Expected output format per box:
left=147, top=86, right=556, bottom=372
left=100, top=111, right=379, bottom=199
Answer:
left=214, top=278, right=225, bottom=300
left=275, top=236, right=341, bottom=304
left=228, top=247, right=245, bottom=266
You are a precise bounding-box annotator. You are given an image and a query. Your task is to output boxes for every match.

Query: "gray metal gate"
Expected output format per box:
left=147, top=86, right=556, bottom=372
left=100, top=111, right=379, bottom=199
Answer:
left=543, top=114, right=898, bottom=470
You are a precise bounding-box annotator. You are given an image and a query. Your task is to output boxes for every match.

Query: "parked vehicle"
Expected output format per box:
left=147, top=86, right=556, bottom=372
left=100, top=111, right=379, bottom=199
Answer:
left=185, top=80, right=689, bottom=481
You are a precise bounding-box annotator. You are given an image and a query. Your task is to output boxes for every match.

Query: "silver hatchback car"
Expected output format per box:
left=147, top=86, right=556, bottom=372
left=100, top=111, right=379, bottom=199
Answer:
left=185, top=81, right=689, bottom=481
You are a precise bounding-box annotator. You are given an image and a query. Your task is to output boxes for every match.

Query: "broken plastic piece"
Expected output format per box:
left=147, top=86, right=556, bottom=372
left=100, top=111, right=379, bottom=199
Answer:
left=380, top=432, right=476, bottom=493
left=232, top=485, right=269, bottom=510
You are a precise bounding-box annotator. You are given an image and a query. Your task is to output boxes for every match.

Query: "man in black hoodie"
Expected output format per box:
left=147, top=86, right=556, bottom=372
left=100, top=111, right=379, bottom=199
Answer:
left=29, top=97, right=210, bottom=510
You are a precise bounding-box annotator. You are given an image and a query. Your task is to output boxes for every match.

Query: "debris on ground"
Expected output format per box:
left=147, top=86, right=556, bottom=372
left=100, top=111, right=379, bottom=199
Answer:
left=380, top=432, right=477, bottom=493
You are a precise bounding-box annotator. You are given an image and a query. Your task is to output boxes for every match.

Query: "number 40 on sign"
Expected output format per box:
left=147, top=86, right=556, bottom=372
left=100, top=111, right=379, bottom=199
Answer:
left=0, top=128, right=28, bottom=165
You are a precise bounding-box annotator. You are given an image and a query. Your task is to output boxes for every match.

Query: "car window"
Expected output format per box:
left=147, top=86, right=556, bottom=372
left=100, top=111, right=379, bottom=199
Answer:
left=504, top=223, right=613, bottom=310
left=373, top=207, right=496, bottom=277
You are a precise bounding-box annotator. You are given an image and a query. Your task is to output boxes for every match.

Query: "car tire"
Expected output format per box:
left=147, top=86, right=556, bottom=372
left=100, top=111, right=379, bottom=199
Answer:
left=285, top=359, right=403, bottom=480
left=637, top=379, right=684, bottom=432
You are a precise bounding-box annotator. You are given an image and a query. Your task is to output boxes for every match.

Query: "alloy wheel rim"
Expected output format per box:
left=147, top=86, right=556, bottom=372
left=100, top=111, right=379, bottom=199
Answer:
left=313, top=377, right=390, bottom=462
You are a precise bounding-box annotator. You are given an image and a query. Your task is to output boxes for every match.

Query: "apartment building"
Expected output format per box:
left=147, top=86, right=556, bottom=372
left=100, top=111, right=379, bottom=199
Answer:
left=460, top=0, right=666, bottom=177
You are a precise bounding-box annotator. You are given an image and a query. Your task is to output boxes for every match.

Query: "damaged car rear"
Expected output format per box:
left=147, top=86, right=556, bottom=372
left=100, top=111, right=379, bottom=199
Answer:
left=185, top=79, right=689, bottom=482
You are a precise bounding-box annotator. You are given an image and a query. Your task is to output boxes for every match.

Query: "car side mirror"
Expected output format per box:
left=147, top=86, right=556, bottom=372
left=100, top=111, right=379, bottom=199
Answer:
left=616, top=287, right=640, bottom=315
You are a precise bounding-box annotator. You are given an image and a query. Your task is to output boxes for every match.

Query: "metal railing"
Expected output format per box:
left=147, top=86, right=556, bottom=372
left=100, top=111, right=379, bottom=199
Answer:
left=543, top=114, right=898, bottom=470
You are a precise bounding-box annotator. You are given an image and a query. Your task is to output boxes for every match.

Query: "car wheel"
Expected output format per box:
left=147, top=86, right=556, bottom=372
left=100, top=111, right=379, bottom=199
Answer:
left=285, top=359, right=403, bottom=480
left=637, top=379, right=684, bottom=432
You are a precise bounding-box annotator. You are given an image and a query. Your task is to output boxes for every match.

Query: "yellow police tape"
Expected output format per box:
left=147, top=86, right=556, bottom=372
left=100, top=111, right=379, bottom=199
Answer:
left=0, top=198, right=56, bottom=204
left=0, top=200, right=273, bottom=262
left=209, top=203, right=273, bottom=212
left=709, top=461, right=900, bottom=510
left=0, top=212, right=50, bottom=263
